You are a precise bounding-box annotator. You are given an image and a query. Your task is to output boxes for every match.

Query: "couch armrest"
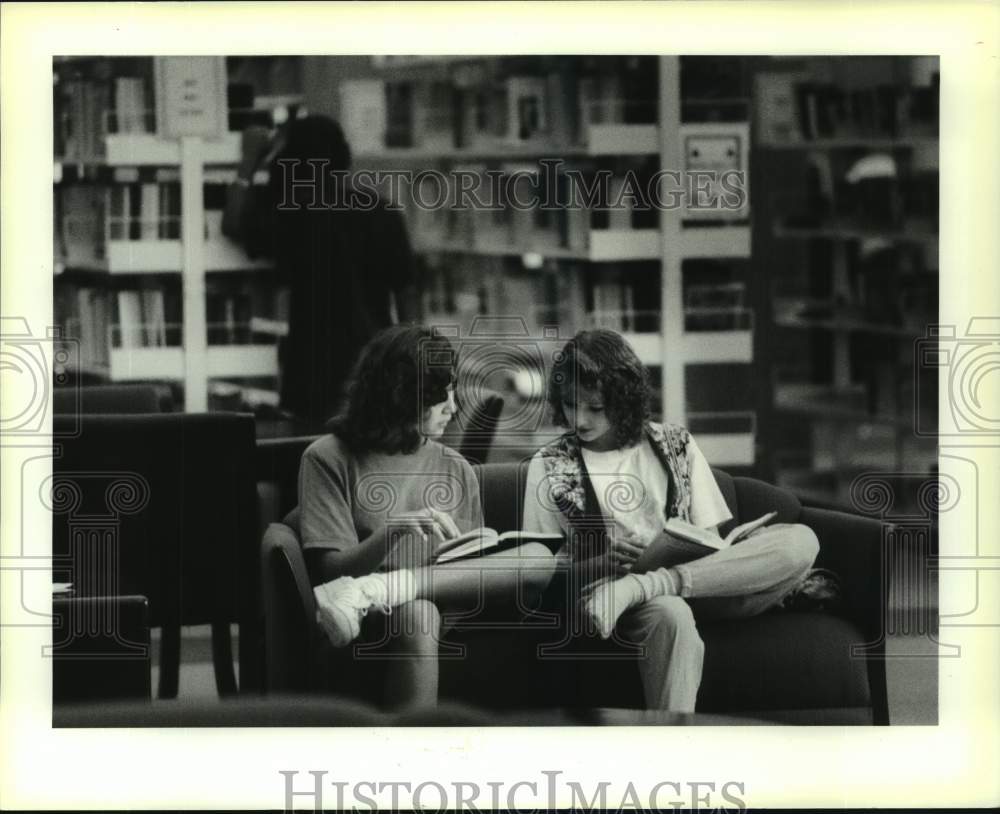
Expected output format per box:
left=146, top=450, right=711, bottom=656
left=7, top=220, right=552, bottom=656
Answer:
left=261, top=521, right=319, bottom=693
left=799, top=506, right=886, bottom=641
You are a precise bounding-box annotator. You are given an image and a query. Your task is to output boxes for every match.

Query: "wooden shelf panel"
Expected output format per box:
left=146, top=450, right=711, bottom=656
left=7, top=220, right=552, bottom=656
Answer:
left=108, top=344, right=278, bottom=381
left=586, top=123, right=659, bottom=155
left=105, top=132, right=242, bottom=166
left=761, top=136, right=938, bottom=151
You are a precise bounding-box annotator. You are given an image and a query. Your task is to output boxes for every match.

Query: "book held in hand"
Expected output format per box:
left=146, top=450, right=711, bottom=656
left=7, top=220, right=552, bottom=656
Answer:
left=435, top=528, right=564, bottom=564
left=653, top=511, right=778, bottom=568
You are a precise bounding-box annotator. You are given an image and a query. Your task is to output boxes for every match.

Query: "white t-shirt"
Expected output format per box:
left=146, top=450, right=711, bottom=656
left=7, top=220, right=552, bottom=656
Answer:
left=522, top=435, right=732, bottom=546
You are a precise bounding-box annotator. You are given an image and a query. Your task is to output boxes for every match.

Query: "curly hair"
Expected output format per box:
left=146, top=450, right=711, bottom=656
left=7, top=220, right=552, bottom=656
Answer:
left=327, top=325, right=455, bottom=455
left=547, top=329, right=651, bottom=448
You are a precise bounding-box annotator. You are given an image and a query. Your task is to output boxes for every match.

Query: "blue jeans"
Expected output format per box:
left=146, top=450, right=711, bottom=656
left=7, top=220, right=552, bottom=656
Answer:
left=617, top=523, right=819, bottom=711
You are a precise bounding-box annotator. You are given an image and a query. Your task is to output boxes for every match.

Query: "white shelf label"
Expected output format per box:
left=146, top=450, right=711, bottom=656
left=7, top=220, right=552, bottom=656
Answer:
left=154, top=56, right=227, bottom=139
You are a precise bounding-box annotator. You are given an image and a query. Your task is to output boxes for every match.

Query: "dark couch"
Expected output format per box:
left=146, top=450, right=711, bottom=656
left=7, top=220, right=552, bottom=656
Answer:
left=257, top=442, right=891, bottom=725
left=450, top=462, right=887, bottom=724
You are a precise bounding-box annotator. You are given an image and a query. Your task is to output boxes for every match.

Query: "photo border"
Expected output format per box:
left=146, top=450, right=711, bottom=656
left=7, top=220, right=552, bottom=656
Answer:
left=2, top=1, right=998, bottom=809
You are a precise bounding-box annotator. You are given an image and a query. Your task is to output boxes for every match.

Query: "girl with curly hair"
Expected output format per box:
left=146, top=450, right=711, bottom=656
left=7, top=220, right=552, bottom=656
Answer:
left=522, top=329, right=819, bottom=712
left=299, top=325, right=555, bottom=709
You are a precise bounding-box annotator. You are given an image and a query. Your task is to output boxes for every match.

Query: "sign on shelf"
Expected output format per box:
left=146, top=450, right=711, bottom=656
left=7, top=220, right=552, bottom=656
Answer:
left=154, top=57, right=227, bottom=139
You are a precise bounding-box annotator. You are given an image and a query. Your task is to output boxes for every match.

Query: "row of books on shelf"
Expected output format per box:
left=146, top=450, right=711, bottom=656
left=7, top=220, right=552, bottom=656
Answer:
left=55, top=76, right=153, bottom=160
left=774, top=426, right=936, bottom=481
left=773, top=374, right=917, bottom=426
left=341, top=69, right=652, bottom=155
left=408, top=176, right=667, bottom=257
left=55, top=184, right=181, bottom=260
left=115, top=289, right=173, bottom=348
left=781, top=150, right=938, bottom=231
left=66, top=287, right=111, bottom=369
left=591, top=279, right=752, bottom=331
left=55, top=182, right=244, bottom=264
left=57, top=286, right=175, bottom=371
left=756, top=72, right=938, bottom=146
left=106, top=183, right=182, bottom=240
left=774, top=289, right=936, bottom=334
left=57, top=282, right=285, bottom=366
left=55, top=63, right=291, bottom=161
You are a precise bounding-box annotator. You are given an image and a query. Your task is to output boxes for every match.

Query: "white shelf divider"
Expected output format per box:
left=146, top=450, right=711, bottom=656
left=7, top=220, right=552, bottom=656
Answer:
left=181, top=136, right=209, bottom=411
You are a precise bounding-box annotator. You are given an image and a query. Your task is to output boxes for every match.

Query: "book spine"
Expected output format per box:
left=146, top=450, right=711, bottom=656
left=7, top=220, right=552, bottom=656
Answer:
left=140, top=288, right=167, bottom=347
left=117, top=290, right=144, bottom=348
left=140, top=183, right=159, bottom=240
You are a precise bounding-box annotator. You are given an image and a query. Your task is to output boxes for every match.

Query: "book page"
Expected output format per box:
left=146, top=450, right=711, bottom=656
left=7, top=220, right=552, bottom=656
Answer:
left=435, top=528, right=499, bottom=563
left=665, top=517, right=726, bottom=549
left=723, top=511, right=778, bottom=545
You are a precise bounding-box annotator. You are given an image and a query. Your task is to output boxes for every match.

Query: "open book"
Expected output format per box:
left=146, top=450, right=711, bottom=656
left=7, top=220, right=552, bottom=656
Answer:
left=435, top=528, right=564, bottom=564
left=654, top=511, right=778, bottom=568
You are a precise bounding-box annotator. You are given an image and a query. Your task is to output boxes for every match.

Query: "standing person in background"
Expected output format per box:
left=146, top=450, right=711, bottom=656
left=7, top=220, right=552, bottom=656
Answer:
left=224, top=114, right=419, bottom=431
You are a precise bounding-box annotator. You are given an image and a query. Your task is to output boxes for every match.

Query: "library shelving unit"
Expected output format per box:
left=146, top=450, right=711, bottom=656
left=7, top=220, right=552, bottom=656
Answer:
left=303, top=55, right=759, bottom=469
left=750, top=56, right=939, bottom=506
left=53, top=56, right=299, bottom=410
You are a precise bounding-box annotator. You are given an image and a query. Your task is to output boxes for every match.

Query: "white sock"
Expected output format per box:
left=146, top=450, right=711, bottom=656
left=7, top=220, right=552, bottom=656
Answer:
left=631, top=567, right=679, bottom=603
left=357, top=568, right=417, bottom=613
left=583, top=567, right=679, bottom=639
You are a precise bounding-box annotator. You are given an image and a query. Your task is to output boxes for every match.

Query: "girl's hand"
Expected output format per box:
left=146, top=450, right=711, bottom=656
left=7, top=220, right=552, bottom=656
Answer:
left=383, top=518, right=438, bottom=571
left=608, top=532, right=647, bottom=573
left=396, top=508, right=460, bottom=543
left=383, top=509, right=461, bottom=571
left=426, top=508, right=461, bottom=540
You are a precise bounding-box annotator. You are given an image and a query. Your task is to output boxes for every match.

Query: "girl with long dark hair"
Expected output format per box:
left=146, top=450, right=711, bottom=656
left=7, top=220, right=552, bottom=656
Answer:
left=300, top=325, right=555, bottom=709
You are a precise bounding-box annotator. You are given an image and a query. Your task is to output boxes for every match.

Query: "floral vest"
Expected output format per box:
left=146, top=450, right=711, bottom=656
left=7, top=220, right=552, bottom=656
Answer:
left=538, top=421, right=694, bottom=561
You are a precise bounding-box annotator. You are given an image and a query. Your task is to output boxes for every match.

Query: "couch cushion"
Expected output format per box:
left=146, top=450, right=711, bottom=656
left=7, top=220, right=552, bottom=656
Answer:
left=442, top=611, right=872, bottom=718
left=473, top=461, right=530, bottom=533
left=697, top=612, right=871, bottom=713
left=711, top=468, right=739, bottom=538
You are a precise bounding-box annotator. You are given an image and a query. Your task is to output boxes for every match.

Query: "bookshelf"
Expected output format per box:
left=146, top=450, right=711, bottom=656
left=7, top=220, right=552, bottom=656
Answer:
left=305, top=55, right=759, bottom=468
left=751, top=56, right=939, bottom=507
left=53, top=56, right=299, bottom=409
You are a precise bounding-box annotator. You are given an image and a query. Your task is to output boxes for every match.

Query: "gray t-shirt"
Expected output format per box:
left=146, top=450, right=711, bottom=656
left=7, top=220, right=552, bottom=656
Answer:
left=299, top=434, right=483, bottom=553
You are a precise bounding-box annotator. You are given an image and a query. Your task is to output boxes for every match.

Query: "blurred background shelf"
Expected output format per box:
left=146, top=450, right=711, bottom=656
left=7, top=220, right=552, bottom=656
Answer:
left=52, top=54, right=939, bottom=508
left=753, top=55, right=939, bottom=507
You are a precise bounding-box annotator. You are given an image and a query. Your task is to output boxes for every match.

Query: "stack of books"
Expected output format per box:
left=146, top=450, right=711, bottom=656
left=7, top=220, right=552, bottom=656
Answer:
left=57, top=78, right=110, bottom=161
left=113, top=77, right=150, bottom=134
left=104, top=183, right=181, bottom=242
left=115, top=288, right=170, bottom=349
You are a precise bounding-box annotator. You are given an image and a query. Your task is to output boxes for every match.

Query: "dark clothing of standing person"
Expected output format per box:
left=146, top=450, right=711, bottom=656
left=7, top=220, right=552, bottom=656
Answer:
left=224, top=115, right=418, bottom=430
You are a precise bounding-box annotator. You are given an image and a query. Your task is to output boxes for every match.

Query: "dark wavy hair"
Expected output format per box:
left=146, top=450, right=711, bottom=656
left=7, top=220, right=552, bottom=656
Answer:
left=277, top=113, right=351, bottom=170
left=268, top=114, right=352, bottom=215
left=547, top=329, right=651, bottom=448
left=327, top=325, right=456, bottom=455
